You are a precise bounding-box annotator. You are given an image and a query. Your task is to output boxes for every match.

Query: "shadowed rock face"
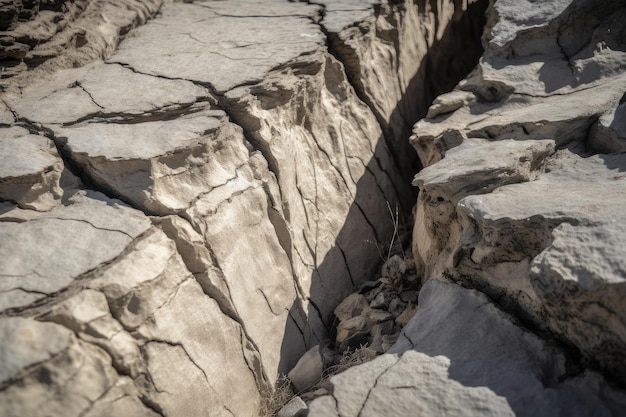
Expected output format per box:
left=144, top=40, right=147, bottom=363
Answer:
left=0, top=0, right=488, bottom=416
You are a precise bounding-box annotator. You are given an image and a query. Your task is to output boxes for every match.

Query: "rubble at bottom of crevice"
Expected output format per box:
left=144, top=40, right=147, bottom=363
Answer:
left=272, top=242, right=421, bottom=417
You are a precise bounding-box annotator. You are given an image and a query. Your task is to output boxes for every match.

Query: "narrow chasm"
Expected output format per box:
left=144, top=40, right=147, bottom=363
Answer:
left=276, top=0, right=489, bottom=408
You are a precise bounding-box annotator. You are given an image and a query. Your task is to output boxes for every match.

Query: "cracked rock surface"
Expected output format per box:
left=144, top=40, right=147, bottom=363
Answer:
left=0, top=0, right=486, bottom=415
left=2, top=0, right=625, bottom=416
left=309, top=0, right=626, bottom=415
left=410, top=0, right=626, bottom=383
left=309, top=279, right=626, bottom=417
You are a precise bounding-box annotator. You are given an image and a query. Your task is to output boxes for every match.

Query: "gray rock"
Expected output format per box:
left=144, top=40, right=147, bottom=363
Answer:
left=0, top=126, right=67, bottom=211
left=426, top=91, right=476, bottom=119
left=0, top=317, right=156, bottom=417
left=369, top=292, right=387, bottom=309
left=0, top=191, right=151, bottom=311
left=410, top=12, right=626, bottom=373
left=1, top=0, right=625, bottom=416
left=0, top=317, right=71, bottom=384
left=288, top=345, right=325, bottom=393
left=589, top=101, right=626, bottom=153
left=0, top=0, right=163, bottom=93
left=381, top=254, right=406, bottom=283
left=277, top=396, right=308, bottom=417
left=309, top=279, right=626, bottom=417
left=110, top=1, right=324, bottom=93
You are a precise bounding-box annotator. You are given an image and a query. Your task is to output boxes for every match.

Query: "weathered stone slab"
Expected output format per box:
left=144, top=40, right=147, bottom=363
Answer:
left=0, top=191, right=151, bottom=311
left=0, top=317, right=156, bottom=417
left=110, top=0, right=324, bottom=93
left=309, top=280, right=626, bottom=417
left=0, top=126, right=66, bottom=211
left=409, top=0, right=626, bottom=382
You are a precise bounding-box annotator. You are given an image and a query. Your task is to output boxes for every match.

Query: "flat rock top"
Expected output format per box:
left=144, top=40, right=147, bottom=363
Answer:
left=0, top=317, right=72, bottom=384
left=55, top=110, right=225, bottom=161
left=488, top=0, right=572, bottom=52
left=11, top=62, right=210, bottom=125
left=111, top=0, right=325, bottom=93
left=460, top=151, right=626, bottom=222
left=316, top=0, right=379, bottom=33
left=0, top=192, right=151, bottom=311
left=0, top=127, right=59, bottom=179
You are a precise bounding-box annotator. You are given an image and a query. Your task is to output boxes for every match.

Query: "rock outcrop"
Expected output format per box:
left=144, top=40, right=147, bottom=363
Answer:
left=411, top=0, right=626, bottom=382
left=309, top=0, right=626, bottom=415
left=0, top=0, right=489, bottom=416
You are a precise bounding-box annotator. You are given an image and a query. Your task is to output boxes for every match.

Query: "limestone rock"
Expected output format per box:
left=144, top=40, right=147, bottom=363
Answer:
left=5, top=0, right=624, bottom=416
left=0, top=0, right=163, bottom=93
left=0, top=317, right=156, bottom=417
left=0, top=317, right=72, bottom=385
left=316, top=0, right=488, bottom=186
left=334, top=293, right=369, bottom=322
left=288, top=345, right=326, bottom=393
left=0, top=126, right=67, bottom=211
left=590, top=99, right=626, bottom=153
left=309, top=280, right=626, bottom=417
left=466, top=0, right=626, bottom=99
left=2, top=0, right=433, bottom=413
left=426, top=90, right=476, bottom=119
left=0, top=191, right=151, bottom=311
left=110, top=0, right=325, bottom=94
left=410, top=0, right=626, bottom=382
left=277, top=396, right=308, bottom=417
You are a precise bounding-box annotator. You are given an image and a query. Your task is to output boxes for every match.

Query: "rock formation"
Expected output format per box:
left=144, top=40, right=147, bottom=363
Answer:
left=308, top=0, right=626, bottom=415
left=1, top=0, right=625, bottom=416
left=0, top=0, right=487, bottom=416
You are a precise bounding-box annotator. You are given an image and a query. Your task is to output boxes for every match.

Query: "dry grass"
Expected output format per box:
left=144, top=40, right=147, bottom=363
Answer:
left=322, top=345, right=378, bottom=380
left=259, top=375, right=293, bottom=417
left=366, top=201, right=404, bottom=262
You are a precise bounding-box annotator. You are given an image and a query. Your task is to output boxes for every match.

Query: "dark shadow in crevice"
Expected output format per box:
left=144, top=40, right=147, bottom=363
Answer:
left=277, top=0, right=488, bottom=379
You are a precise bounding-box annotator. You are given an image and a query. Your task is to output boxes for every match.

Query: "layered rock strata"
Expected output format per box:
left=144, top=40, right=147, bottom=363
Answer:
left=411, top=0, right=626, bottom=381
left=309, top=0, right=626, bottom=415
left=0, top=0, right=487, bottom=416
left=0, top=0, right=164, bottom=90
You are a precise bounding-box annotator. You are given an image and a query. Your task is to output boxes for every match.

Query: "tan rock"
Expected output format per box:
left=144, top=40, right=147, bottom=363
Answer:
left=0, top=191, right=151, bottom=311
left=334, top=293, right=369, bottom=322
left=0, top=126, right=66, bottom=211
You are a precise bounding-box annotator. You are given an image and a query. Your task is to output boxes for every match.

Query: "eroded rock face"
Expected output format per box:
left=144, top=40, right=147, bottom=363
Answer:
left=311, top=0, right=626, bottom=414
left=0, top=0, right=488, bottom=415
left=4, top=0, right=623, bottom=415
left=410, top=0, right=626, bottom=384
